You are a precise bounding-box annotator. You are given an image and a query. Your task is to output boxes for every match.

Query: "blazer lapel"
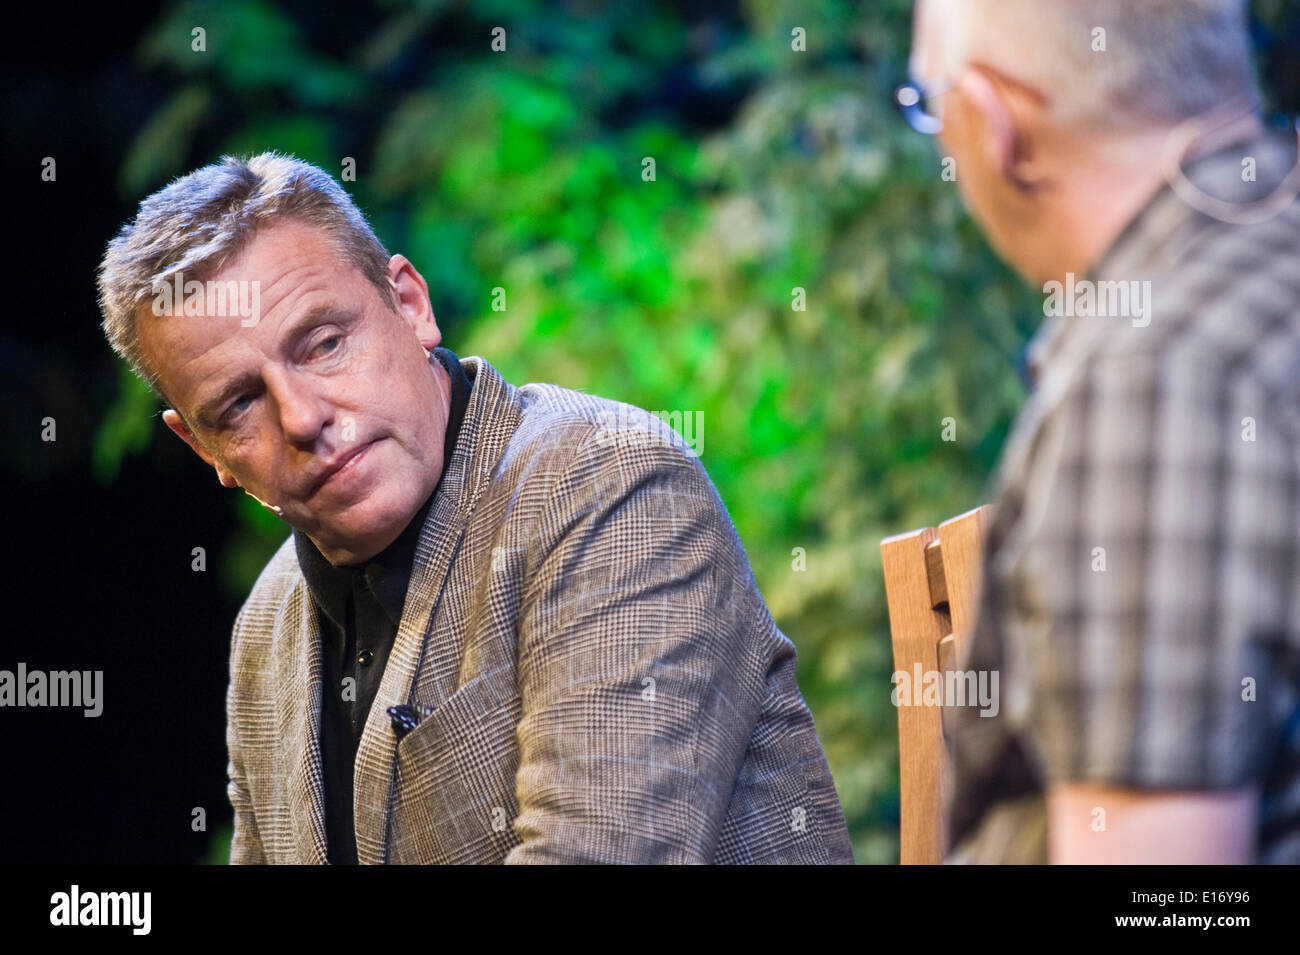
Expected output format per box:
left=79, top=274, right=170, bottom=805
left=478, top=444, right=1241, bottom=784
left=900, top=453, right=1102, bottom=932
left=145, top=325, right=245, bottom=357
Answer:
left=351, top=355, right=523, bottom=864
left=274, top=581, right=330, bottom=864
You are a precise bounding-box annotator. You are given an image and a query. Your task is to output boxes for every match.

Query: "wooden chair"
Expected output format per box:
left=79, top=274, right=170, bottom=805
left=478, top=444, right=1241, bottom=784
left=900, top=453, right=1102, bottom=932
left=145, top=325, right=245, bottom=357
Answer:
left=880, top=505, right=992, bottom=864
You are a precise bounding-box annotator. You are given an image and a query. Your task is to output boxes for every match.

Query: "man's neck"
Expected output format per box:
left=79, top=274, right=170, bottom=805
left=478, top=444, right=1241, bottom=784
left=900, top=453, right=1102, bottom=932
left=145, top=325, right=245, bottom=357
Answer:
left=1037, top=131, right=1173, bottom=284
left=1038, top=112, right=1266, bottom=284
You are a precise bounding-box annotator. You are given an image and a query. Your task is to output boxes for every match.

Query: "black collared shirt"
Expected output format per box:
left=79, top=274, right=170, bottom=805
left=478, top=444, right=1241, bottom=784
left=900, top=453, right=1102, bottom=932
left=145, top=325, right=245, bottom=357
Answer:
left=293, top=347, right=472, bottom=864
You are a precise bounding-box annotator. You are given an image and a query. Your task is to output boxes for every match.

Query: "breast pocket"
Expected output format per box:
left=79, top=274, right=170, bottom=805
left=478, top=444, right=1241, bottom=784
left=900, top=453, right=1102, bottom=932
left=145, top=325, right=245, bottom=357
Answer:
left=388, top=673, right=524, bottom=864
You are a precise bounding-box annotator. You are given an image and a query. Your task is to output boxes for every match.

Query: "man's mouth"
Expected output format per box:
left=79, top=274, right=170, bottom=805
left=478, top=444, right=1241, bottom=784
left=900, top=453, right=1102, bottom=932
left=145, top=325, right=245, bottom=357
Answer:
left=309, top=439, right=377, bottom=497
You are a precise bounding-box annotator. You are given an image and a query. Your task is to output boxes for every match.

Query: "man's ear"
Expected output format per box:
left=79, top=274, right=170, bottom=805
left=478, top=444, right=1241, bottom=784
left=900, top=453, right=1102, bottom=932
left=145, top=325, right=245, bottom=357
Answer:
left=957, top=65, right=1018, bottom=180
left=387, top=253, right=441, bottom=354
left=162, top=408, right=238, bottom=487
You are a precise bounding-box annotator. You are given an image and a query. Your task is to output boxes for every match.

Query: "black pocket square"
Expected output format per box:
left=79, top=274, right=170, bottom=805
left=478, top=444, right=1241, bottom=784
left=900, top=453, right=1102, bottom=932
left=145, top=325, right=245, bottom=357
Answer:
left=388, top=702, right=436, bottom=740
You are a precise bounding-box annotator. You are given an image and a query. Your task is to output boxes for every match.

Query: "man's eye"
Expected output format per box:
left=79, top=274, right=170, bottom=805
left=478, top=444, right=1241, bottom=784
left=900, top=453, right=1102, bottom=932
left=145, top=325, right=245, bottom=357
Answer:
left=314, top=335, right=342, bottom=357
left=224, top=394, right=254, bottom=422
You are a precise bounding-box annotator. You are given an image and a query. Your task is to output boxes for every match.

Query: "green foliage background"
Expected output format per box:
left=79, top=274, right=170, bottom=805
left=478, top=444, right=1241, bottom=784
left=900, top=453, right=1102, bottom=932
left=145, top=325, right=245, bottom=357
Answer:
left=97, top=0, right=1298, bottom=864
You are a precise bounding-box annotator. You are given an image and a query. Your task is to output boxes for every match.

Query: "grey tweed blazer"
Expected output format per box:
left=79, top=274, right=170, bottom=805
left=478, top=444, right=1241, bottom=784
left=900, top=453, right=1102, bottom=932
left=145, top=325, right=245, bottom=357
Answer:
left=225, top=355, right=855, bottom=864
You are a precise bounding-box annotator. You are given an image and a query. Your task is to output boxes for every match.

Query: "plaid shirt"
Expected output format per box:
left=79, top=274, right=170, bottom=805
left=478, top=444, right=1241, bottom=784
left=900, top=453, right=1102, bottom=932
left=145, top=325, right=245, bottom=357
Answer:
left=946, top=130, right=1300, bottom=863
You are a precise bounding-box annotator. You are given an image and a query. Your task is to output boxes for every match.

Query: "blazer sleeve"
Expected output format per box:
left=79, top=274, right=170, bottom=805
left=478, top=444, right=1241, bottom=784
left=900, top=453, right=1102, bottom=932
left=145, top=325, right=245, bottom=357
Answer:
left=504, top=426, right=774, bottom=863
left=226, top=603, right=268, bottom=865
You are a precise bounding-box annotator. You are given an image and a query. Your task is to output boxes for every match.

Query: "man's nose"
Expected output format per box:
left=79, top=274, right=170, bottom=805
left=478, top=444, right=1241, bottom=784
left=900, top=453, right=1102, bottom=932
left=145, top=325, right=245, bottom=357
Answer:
left=263, top=366, right=330, bottom=444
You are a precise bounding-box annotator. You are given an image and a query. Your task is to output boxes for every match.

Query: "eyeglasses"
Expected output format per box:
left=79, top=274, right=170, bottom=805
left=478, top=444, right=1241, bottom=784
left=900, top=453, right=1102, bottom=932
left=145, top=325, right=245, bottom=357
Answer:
left=894, top=77, right=952, bottom=135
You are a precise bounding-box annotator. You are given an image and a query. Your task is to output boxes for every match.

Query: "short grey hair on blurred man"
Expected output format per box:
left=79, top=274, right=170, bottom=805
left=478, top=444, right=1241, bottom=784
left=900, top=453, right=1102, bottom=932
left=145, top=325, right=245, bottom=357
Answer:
left=918, top=0, right=1260, bottom=131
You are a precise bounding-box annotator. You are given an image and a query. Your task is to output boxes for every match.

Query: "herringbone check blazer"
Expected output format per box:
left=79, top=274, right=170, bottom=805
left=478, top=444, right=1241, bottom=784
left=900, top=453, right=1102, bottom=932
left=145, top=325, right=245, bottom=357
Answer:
left=225, top=355, right=855, bottom=864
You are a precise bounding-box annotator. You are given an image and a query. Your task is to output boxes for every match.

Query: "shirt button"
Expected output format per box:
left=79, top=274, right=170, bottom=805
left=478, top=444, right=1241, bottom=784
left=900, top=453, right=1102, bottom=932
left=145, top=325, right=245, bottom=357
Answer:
left=357, top=649, right=375, bottom=666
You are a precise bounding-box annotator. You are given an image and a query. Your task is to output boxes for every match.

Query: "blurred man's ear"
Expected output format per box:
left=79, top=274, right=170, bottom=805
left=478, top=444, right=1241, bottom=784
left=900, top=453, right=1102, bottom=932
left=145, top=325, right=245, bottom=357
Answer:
left=957, top=65, right=1018, bottom=180
left=162, top=408, right=238, bottom=487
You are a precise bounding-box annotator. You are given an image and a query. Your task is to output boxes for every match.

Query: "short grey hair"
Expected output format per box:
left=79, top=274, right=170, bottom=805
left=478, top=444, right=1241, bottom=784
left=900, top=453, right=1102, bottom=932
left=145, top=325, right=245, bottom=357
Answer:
left=97, top=151, right=395, bottom=411
left=920, top=0, right=1260, bottom=131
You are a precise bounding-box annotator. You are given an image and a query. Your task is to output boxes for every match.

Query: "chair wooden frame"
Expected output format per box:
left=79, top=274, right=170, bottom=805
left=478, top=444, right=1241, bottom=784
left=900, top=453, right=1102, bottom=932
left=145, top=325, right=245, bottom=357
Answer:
left=881, top=505, right=992, bottom=864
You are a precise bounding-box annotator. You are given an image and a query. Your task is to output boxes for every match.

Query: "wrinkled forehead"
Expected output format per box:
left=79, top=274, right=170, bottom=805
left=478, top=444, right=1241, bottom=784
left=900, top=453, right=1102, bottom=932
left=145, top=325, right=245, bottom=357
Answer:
left=137, top=221, right=361, bottom=416
left=135, top=296, right=256, bottom=410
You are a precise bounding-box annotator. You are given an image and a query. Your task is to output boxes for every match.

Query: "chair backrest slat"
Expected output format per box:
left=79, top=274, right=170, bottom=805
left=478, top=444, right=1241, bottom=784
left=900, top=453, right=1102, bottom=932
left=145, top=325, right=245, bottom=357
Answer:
left=937, top=506, right=991, bottom=672
left=881, top=525, right=952, bottom=865
left=881, top=504, right=992, bottom=864
left=924, top=538, right=948, bottom=608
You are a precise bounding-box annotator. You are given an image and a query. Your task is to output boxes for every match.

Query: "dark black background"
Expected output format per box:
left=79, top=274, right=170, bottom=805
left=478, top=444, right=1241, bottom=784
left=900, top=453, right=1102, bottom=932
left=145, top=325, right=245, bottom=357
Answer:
left=0, top=1, right=234, bottom=864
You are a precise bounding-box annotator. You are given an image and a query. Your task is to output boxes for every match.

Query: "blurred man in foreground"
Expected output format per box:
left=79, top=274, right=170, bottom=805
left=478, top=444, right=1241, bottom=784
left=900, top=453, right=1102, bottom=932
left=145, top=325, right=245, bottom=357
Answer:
left=906, top=0, right=1300, bottom=862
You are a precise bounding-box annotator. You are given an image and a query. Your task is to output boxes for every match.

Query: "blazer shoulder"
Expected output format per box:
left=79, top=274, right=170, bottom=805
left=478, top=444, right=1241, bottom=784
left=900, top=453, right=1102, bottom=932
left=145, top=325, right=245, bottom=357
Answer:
left=511, top=381, right=702, bottom=472
left=231, top=532, right=303, bottom=644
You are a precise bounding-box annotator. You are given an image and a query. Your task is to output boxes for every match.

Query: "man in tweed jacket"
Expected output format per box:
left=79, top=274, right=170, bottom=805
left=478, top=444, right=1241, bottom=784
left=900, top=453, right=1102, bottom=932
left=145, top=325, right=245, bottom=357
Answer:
left=96, top=152, right=854, bottom=864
